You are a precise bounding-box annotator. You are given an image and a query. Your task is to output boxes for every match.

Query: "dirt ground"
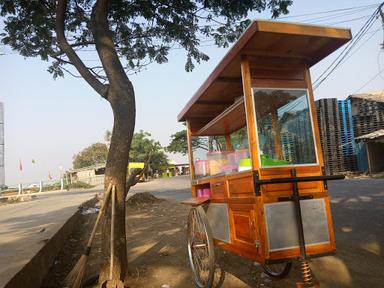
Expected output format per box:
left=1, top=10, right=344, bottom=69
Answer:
left=41, top=192, right=382, bottom=288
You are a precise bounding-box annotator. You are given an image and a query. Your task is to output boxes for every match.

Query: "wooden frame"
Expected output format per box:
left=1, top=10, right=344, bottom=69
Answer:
left=180, top=20, right=351, bottom=264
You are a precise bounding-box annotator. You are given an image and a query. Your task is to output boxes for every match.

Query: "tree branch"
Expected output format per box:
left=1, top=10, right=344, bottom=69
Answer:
left=52, top=41, right=96, bottom=57
left=55, top=0, right=108, bottom=98
left=91, top=0, right=132, bottom=89
left=126, top=154, right=152, bottom=192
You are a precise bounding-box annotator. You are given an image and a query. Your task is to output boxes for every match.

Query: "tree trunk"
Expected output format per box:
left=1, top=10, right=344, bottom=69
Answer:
left=90, top=1, right=136, bottom=283
left=99, top=84, right=135, bottom=284
left=56, top=0, right=135, bottom=283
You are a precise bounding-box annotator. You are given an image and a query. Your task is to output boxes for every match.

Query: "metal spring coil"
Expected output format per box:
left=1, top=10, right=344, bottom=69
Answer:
left=300, top=259, right=313, bottom=287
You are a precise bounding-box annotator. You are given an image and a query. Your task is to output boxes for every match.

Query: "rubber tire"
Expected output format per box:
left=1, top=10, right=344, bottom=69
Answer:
left=187, top=206, right=215, bottom=288
left=261, top=261, right=292, bottom=279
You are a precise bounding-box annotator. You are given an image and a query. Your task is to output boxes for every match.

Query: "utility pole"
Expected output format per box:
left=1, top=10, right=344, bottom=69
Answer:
left=380, top=2, right=384, bottom=49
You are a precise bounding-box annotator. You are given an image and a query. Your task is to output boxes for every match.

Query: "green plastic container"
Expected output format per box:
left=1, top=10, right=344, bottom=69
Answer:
left=260, top=155, right=289, bottom=166
left=238, top=158, right=251, bottom=171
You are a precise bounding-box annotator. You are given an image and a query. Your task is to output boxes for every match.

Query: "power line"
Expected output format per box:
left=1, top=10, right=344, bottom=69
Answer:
left=328, top=14, right=372, bottom=26
left=352, top=66, right=384, bottom=93
left=278, top=3, right=379, bottom=20
left=299, top=6, right=377, bottom=24
left=313, top=5, right=381, bottom=90
left=340, top=28, right=381, bottom=65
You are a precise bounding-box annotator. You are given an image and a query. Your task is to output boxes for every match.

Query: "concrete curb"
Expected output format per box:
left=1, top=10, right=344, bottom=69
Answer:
left=4, top=197, right=98, bottom=288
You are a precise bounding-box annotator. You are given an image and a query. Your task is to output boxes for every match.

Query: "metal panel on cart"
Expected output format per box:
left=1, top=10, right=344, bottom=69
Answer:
left=264, top=198, right=330, bottom=252
left=206, top=203, right=231, bottom=243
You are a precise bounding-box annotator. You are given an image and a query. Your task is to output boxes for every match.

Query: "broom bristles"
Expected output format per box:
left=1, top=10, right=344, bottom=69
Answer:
left=65, top=254, right=88, bottom=288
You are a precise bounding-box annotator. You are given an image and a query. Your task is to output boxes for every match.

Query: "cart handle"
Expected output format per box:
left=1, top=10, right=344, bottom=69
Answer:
left=254, top=174, right=345, bottom=185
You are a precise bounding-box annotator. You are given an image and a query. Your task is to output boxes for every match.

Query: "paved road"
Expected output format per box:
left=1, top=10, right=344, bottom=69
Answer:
left=0, top=188, right=100, bottom=287
left=129, top=175, right=191, bottom=201
left=130, top=175, right=384, bottom=287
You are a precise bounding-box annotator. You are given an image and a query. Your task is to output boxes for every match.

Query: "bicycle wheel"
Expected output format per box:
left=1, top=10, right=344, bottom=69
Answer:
left=187, top=206, right=215, bottom=288
left=261, top=261, right=292, bottom=279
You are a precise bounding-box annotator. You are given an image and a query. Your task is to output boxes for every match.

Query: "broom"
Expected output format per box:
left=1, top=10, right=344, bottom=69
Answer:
left=65, top=183, right=113, bottom=288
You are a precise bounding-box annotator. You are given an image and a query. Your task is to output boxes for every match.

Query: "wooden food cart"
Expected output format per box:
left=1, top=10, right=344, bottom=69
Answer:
left=179, top=21, right=351, bottom=287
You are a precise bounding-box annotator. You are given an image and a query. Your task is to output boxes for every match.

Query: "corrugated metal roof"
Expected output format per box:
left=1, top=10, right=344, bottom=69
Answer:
left=349, top=91, right=384, bottom=103
left=355, top=129, right=384, bottom=140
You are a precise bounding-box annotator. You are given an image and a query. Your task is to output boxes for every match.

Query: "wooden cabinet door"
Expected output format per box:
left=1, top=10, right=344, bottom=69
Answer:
left=229, top=204, right=259, bottom=258
left=210, top=178, right=227, bottom=200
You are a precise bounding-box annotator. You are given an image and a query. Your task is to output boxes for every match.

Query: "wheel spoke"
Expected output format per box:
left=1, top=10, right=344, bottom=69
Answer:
left=187, top=207, right=215, bottom=288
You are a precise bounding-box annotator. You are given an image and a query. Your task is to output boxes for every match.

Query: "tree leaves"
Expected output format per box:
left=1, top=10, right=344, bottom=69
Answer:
left=73, top=142, right=109, bottom=169
left=0, top=0, right=292, bottom=77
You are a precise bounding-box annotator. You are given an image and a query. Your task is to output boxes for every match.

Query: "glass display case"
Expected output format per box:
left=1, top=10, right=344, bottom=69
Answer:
left=253, top=88, right=318, bottom=167
left=192, top=128, right=251, bottom=179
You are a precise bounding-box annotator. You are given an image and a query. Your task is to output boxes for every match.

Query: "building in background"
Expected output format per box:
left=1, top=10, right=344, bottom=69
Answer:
left=315, top=91, right=384, bottom=174
left=0, top=103, right=4, bottom=188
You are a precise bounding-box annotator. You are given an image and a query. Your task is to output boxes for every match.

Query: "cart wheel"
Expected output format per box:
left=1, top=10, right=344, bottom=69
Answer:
left=187, top=206, right=215, bottom=288
left=261, top=261, right=292, bottom=279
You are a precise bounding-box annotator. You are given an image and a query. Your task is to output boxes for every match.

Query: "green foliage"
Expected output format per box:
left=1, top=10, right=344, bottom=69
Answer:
left=73, top=142, right=108, bottom=169
left=230, top=127, right=249, bottom=149
left=72, top=131, right=167, bottom=170
left=167, top=127, right=249, bottom=154
left=130, top=130, right=168, bottom=169
left=0, top=0, right=292, bottom=76
left=66, top=181, right=94, bottom=190
left=167, top=130, right=209, bottom=155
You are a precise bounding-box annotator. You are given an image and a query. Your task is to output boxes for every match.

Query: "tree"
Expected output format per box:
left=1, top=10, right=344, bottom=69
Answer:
left=73, top=142, right=108, bottom=169
left=130, top=130, right=168, bottom=170
left=0, top=0, right=292, bottom=283
left=167, top=130, right=230, bottom=154
left=167, top=130, right=208, bottom=155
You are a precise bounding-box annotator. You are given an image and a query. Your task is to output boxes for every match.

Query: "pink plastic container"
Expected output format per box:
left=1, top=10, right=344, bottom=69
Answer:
left=227, top=152, right=236, bottom=166
left=235, top=149, right=250, bottom=164
left=202, top=188, right=211, bottom=197
left=221, top=165, right=238, bottom=173
left=195, top=160, right=209, bottom=177
left=197, top=188, right=210, bottom=197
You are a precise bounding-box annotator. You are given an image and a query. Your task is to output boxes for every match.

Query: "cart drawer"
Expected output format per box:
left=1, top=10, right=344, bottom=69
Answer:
left=228, top=175, right=254, bottom=198
left=210, top=179, right=227, bottom=199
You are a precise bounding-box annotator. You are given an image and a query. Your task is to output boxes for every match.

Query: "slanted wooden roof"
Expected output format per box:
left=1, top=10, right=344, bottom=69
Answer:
left=178, top=20, right=351, bottom=126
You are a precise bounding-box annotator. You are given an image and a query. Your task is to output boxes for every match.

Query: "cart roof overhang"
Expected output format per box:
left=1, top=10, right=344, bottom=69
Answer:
left=177, top=20, right=351, bottom=123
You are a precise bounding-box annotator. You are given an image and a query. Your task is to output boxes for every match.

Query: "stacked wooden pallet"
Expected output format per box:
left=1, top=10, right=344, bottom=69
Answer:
left=352, top=99, right=384, bottom=137
left=315, top=98, right=345, bottom=174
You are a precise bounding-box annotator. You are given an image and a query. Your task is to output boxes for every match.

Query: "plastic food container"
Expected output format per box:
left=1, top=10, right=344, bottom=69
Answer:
left=235, top=149, right=250, bottom=164
left=207, top=151, right=228, bottom=175
left=238, top=158, right=251, bottom=172
left=202, top=188, right=211, bottom=197
left=221, top=165, right=238, bottom=173
left=195, top=160, right=209, bottom=177
left=227, top=152, right=237, bottom=166
left=197, top=188, right=211, bottom=197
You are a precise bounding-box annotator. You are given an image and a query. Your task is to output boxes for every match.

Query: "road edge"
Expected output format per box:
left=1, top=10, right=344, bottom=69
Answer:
left=4, top=196, right=98, bottom=288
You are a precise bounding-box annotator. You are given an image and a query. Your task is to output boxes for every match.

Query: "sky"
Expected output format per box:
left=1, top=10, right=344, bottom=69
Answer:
left=0, top=0, right=383, bottom=185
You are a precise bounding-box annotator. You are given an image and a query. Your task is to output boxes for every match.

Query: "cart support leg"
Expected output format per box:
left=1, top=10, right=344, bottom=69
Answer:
left=291, top=169, right=320, bottom=288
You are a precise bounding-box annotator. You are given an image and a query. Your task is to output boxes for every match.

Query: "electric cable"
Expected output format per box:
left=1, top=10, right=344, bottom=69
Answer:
left=278, top=3, right=379, bottom=20
left=352, top=66, right=384, bottom=93
left=313, top=6, right=381, bottom=89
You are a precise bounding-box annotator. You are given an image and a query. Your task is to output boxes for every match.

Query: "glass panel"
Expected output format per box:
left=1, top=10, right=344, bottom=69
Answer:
left=192, top=129, right=251, bottom=178
left=192, top=136, right=227, bottom=178
left=253, top=88, right=317, bottom=166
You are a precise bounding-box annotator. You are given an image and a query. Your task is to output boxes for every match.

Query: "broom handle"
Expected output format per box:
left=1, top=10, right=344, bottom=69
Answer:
left=85, top=183, right=112, bottom=251
left=109, top=185, right=116, bottom=279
